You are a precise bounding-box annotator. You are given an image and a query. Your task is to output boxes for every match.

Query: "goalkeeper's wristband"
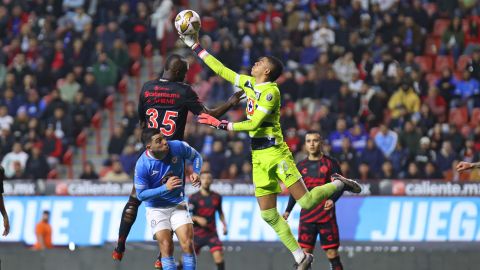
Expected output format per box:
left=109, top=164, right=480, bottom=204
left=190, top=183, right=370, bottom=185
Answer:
left=218, top=121, right=233, bottom=131
left=192, top=44, right=208, bottom=59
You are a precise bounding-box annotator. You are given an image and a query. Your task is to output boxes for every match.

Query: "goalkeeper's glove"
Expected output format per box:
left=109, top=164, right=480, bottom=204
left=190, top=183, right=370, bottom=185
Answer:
left=197, top=113, right=232, bottom=130
left=178, top=32, right=199, bottom=48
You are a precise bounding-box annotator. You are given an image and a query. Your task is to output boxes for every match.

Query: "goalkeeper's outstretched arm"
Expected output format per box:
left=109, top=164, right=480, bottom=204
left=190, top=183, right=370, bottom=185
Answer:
left=180, top=33, right=241, bottom=87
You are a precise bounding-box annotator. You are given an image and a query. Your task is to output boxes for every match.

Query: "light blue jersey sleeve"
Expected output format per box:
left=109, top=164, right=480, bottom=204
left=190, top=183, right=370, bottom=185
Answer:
left=179, top=141, right=203, bottom=174
left=134, top=156, right=168, bottom=202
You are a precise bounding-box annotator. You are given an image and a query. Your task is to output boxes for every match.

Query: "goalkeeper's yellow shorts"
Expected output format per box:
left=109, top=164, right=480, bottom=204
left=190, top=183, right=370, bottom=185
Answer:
left=251, top=142, right=302, bottom=197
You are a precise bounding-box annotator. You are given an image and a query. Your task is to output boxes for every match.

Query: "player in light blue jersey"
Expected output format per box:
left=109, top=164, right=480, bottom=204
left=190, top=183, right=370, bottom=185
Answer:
left=135, top=128, right=202, bottom=270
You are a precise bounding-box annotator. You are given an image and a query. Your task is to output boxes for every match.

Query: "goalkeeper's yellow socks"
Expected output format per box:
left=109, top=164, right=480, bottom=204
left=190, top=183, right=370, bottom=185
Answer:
left=297, top=182, right=338, bottom=210
left=260, top=208, right=304, bottom=263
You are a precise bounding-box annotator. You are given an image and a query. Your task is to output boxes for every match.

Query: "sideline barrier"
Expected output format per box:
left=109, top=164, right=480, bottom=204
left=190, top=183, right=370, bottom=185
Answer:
left=1, top=196, right=480, bottom=246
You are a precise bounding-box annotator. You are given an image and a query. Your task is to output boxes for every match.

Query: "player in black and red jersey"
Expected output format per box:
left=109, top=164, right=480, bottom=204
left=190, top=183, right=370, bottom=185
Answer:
left=189, top=171, right=227, bottom=270
left=112, top=54, right=243, bottom=268
left=283, top=131, right=345, bottom=270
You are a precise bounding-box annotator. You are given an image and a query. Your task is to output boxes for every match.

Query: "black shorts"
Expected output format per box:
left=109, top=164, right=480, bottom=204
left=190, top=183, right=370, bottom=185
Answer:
left=298, top=219, right=340, bottom=250
left=194, top=232, right=223, bottom=254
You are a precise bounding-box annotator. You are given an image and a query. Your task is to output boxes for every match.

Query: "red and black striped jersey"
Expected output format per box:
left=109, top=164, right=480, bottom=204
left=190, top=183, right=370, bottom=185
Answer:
left=137, top=79, right=205, bottom=140
left=188, top=191, right=223, bottom=236
left=286, top=155, right=341, bottom=224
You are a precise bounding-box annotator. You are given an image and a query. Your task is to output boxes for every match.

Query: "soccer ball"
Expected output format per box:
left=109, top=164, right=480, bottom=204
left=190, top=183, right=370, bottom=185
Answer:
left=174, top=10, right=201, bottom=35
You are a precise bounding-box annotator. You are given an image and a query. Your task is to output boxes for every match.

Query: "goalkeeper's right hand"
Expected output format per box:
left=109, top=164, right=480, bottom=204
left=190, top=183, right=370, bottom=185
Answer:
left=179, top=32, right=199, bottom=48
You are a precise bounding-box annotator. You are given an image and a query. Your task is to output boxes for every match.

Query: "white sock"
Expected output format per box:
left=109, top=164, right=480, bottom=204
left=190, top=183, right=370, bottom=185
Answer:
left=292, top=248, right=305, bottom=263
left=332, top=179, right=345, bottom=191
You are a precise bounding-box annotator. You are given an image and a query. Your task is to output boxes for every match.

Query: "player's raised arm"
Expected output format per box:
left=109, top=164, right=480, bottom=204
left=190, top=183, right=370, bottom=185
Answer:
left=134, top=162, right=181, bottom=201
left=180, top=33, right=249, bottom=87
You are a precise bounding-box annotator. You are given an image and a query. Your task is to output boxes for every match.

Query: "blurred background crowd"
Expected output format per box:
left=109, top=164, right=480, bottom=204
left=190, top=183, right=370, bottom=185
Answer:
left=0, top=0, right=479, bottom=184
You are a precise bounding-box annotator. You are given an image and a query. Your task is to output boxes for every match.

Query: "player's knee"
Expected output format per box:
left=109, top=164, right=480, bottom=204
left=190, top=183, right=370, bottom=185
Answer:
left=260, top=208, right=280, bottom=225
left=297, top=199, right=315, bottom=210
left=179, top=238, right=194, bottom=252
left=326, top=248, right=338, bottom=259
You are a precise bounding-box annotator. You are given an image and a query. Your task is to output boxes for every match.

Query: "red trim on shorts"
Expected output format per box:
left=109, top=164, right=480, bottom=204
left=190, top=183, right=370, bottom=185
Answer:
left=210, top=246, right=223, bottom=253
left=321, top=243, right=339, bottom=250
left=299, top=243, right=315, bottom=250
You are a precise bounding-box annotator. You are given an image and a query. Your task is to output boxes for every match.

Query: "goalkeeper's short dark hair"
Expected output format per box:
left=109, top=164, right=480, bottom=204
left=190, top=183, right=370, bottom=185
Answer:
left=265, top=56, right=284, bottom=82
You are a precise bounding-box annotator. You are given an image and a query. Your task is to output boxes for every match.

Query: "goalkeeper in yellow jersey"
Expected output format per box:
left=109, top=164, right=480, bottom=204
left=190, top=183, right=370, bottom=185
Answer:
left=180, top=33, right=361, bottom=269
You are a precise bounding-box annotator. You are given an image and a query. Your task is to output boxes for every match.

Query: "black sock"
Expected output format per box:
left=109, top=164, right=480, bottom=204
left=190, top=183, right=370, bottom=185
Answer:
left=116, top=196, right=141, bottom=251
left=216, top=262, right=225, bottom=270
left=329, top=256, right=343, bottom=270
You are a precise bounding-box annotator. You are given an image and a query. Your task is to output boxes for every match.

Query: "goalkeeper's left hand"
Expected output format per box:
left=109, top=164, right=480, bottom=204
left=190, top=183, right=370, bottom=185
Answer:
left=178, top=32, right=199, bottom=48
left=197, top=113, right=232, bottom=130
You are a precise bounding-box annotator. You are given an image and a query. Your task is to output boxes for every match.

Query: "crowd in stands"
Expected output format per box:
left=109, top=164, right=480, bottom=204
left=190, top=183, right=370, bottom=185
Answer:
left=0, top=0, right=479, bottom=183
left=179, top=0, right=480, bottom=182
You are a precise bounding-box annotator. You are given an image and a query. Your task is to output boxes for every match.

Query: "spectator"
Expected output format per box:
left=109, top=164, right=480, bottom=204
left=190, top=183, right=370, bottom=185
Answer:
left=422, top=87, right=447, bottom=122
left=58, top=72, right=81, bottom=104
left=100, top=160, right=129, bottom=182
left=400, top=51, right=420, bottom=75
left=334, top=138, right=358, bottom=170
left=238, top=161, right=252, bottom=183
left=108, top=38, right=129, bottom=74
left=92, top=51, right=118, bottom=90
left=208, top=140, right=227, bottom=179
left=440, top=17, right=464, bottom=61
left=424, top=161, right=442, bottom=179
left=399, top=16, right=423, bottom=54
left=329, top=118, right=350, bottom=153
left=82, top=72, right=104, bottom=106
left=121, top=101, right=139, bottom=137
left=452, top=70, right=480, bottom=111
left=33, top=210, right=52, bottom=250
left=413, top=137, right=437, bottom=170
left=333, top=51, right=358, bottom=83
left=389, top=142, right=409, bottom=176
left=0, top=105, right=13, bottom=131
left=404, top=162, right=423, bottom=179
left=221, top=163, right=239, bottom=180
left=436, top=68, right=456, bottom=104
left=379, top=160, right=396, bottom=179
left=1, top=142, right=28, bottom=178
left=349, top=123, right=368, bottom=153
left=467, top=48, right=480, bottom=81
left=358, top=162, right=374, bottom=180
left=46, top=107, right=73, bottom=145
left=41, top=125, right=63, bottom=167
left=7, top=161, right=27, bottom=180
left=107, top=124, right=127, bottom=156
left=24, top=145, right=49, bottom=180
left=388, top=78, right=421, bottom=119
left=71, top=7, right=91, bottom=33
left=119, top=144, right=137, bottom=176
left=374, top=124, right=398, bottom=158
left=360, top=138, right=385, bottom=174
left=79, top=161, right=99, bottom=180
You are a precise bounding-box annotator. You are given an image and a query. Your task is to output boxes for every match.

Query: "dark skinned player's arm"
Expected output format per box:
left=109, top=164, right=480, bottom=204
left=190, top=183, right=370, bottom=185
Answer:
left=202, top=90, right=244, bottom=118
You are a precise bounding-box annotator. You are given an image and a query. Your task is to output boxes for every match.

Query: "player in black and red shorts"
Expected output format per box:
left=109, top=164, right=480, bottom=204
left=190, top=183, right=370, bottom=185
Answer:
left=283, top=131, right=344, bottom=270
left=112, top=54, right=243, bottom=268
left=189, top=171, right=227, bottom=270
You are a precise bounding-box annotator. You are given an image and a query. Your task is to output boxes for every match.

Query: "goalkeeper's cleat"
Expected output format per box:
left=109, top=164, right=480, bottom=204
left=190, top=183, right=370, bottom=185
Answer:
left=154, top=258, right=162, bottom=269
left=112, top=248, right=123, bottom=261
left=332, top=173, right=362, bottom=193
left=294, top=253, right=313, bottom=270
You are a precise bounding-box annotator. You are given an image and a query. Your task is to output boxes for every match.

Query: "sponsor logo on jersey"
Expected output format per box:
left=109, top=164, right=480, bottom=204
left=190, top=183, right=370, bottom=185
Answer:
left=247, top=98, right=255, bottom=115
left=244, top=80, right=254, bottom=90
left=255, top=91, right=261, bottom=100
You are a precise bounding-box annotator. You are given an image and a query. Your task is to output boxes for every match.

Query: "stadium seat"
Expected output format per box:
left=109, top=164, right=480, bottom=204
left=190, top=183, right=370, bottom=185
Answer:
left=435, top=56, right=454, bottom=73
left=128, top=42, right=142, bottom=61
left=471, top=108, right=480, bottom=128
left=424, top=36, right=441, bottom=56
left=414, top=56, right=433, bottom=72
left=457, top=55, right=471, bottom=72
left=425, top=72, right=440, bottom=87
left=433, top=19, right=450, bottom=37
left=448, top=106, right=469, bottom=128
